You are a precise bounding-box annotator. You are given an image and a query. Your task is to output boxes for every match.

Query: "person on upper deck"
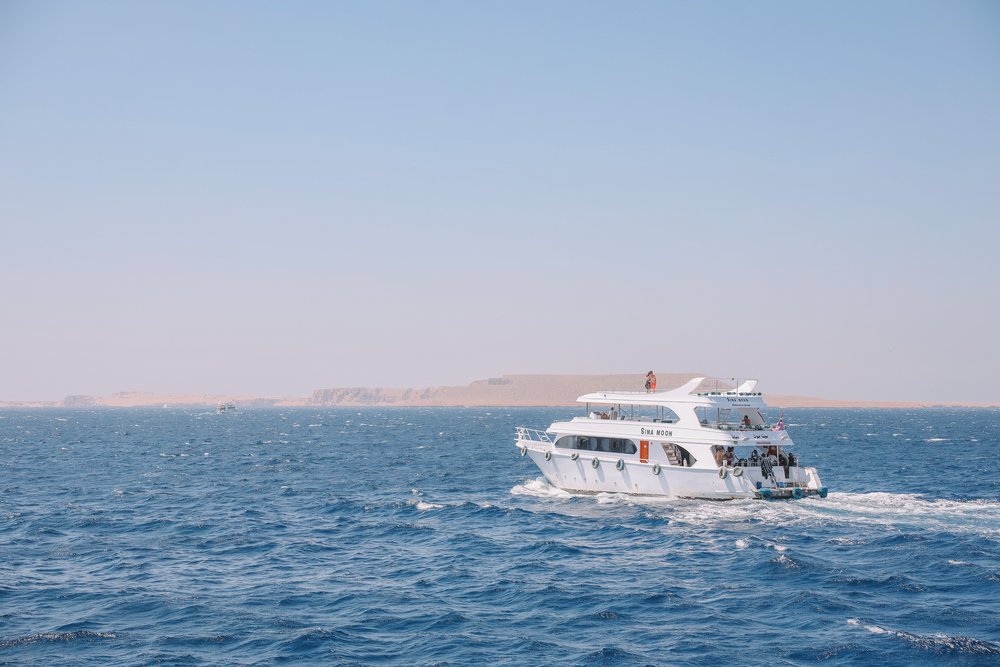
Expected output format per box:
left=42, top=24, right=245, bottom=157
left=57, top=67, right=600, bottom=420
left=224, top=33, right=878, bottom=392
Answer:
left=645, top=371, right=657, bottom=393
left=742, top=414, right=751, bottom=429
left=749, top=449, right=760, bottom=466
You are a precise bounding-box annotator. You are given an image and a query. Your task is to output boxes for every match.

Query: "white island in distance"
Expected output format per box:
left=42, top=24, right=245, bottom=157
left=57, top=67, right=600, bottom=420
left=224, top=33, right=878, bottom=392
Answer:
left=2, top=374, right=997, bottom=409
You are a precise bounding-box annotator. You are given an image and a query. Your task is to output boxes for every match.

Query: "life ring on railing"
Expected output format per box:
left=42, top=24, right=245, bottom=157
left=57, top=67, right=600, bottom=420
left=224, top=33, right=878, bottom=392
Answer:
left=652, top=463, right=661, bottom=475
left=616, top=459, right=625, bottom=471
left=792, top=487, right=805, bottom=499
left=519, top=446, right=527, bottom=456
left=759, top=488, right=773, bottom=499
left=544, top=451, right=552, bottom=461
left=592, top=457, right=600, bottom=469
left=571, top=452, right=580, bottom=461
left=732, top=466, right=744, bottom=478
left=718, top=467, right=728, bottom=479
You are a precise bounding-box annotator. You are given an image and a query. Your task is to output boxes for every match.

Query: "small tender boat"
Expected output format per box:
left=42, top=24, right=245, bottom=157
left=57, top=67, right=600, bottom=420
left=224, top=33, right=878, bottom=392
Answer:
left=515, top=377, right=827, bottom=500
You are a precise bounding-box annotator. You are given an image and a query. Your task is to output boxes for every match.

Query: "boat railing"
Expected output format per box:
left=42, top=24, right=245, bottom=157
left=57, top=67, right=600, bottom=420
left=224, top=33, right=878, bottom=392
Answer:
left=711, top=422, right=782, bottom=432
left=516, top=427, right=552, bottom=443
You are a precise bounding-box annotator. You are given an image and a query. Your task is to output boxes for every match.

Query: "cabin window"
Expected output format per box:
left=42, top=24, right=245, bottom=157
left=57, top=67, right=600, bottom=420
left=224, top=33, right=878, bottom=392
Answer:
left=555, top=436, right=576, bottom=449
left=555, top=435, right=637, bottom=454
left=653, top=406, right=680, bottom=423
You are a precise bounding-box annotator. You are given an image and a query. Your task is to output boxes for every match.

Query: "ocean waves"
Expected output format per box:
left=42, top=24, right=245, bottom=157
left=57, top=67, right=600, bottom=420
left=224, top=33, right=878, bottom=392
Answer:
left=1, top=407, right=998, bottom=665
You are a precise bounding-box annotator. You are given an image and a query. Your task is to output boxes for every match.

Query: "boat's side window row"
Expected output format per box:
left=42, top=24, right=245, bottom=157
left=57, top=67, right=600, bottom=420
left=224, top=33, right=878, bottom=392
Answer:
left=555, top=435, right=637, bottom=454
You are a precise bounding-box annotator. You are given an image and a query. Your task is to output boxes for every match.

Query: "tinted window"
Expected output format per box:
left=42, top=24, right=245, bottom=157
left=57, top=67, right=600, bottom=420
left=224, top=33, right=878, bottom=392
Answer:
left=555, top=435, right=636, bottom=454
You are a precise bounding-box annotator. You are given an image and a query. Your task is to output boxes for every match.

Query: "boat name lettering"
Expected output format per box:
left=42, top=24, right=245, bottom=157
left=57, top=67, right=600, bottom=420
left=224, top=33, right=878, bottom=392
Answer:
left=752, top=435, right=771, bottom=441
left=726, top=397, right=751, bottom=404
left=640, top=427, right=673, bottom=437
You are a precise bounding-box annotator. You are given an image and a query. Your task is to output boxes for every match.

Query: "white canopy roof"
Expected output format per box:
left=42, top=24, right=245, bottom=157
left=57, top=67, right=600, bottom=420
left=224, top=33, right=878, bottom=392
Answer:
left=577, top=376, right=769, bottom=409
left=577, top=377, right=714, bottom=406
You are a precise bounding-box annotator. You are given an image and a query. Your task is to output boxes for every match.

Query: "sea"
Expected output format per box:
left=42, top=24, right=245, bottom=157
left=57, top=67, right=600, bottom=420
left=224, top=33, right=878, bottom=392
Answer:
left=1, top=407, right=999, bottom=666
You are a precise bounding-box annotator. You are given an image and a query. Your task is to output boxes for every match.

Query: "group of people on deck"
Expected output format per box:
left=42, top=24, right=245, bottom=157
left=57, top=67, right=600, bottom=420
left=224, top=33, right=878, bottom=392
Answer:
left=714, top=445, right=797, bottom=477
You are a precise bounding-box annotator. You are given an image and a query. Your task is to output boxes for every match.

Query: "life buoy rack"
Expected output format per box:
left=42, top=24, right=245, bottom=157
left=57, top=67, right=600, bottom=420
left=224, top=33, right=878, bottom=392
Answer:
left=591, top=457, right=600, bottom=469
left=616, top=459, right=625, bottom=471
left=732, top=466, right=744, bottom=478
left=652, top=463, right=661, bottom=475
left=519, top=446, right=527, bottom=456
left=718, top=467, right=728, bottom=479
left=571, top=452, right=580, bottom=461
left=544, top=451, right=552, bottom=461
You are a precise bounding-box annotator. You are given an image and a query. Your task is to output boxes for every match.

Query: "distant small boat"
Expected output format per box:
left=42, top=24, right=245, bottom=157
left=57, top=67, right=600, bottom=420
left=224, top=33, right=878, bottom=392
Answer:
left=217, top=401, right=237, bottom=413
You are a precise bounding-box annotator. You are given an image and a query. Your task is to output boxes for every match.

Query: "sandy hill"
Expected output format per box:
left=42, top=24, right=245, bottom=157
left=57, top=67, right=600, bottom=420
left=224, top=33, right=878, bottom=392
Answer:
left=309, top=373, right=702, bottom=407
left=4, top=374, right=996, bottom=409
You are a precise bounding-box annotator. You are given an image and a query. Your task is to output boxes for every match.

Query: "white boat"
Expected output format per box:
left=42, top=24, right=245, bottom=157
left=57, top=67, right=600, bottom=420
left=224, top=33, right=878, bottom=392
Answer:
left=217, top=401, right=237, bottom=413
left=515, top=377, right=827, bottom=500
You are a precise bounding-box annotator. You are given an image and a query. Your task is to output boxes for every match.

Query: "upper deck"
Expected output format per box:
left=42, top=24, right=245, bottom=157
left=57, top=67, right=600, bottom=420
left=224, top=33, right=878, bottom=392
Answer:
left=574, top=377, right=785, bottom=433
left=578, top=377, right=768, bottom=409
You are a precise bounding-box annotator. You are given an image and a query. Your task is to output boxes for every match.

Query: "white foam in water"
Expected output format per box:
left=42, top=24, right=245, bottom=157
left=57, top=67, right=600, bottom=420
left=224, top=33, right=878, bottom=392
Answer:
left=846, top=618, right=1000, bottom=654
left=408, top=499, right=443, bottom=511
left=596, top=492, right=633, bottom=505
left=614, top=490, right=1000, bottom=541
left=795, top=492, right=1000, bottom=539
left=735, top=538, right=750, bottom=549
left=510, top=477, right=573, bottom=499
left=925, top=438, right=949, bottom=442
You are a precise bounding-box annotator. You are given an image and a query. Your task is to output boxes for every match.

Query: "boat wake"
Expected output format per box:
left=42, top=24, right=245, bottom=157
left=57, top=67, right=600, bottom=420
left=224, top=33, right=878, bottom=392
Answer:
left=510, top=478, right=1000, bottom=539
left=803, top=492, right=1000, bottom=538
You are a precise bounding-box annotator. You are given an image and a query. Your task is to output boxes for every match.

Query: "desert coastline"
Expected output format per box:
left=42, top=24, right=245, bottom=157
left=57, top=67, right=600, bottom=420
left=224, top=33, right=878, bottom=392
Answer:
left=3, top=373, right=997, bottom=409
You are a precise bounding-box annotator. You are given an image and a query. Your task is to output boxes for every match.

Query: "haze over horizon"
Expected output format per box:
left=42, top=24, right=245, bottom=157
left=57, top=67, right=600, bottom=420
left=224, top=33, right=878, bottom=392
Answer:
left=2, top=2, right=998, bottom=404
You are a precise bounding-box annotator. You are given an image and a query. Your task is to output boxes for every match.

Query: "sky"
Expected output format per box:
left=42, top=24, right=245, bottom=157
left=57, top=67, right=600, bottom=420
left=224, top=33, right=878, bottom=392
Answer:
left=1, top=1, right=998, bottom=403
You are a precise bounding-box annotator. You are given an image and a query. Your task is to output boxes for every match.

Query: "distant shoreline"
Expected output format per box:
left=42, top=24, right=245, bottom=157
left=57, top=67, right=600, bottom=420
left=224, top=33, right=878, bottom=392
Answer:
left=2, top=373, right=997, bottom=409
left=2, top=403, right=998, bottom=410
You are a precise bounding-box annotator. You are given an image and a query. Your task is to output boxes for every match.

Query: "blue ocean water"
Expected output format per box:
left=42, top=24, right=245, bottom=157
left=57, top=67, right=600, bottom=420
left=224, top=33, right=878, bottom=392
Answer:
left=1, top=407, right=999, bottom=666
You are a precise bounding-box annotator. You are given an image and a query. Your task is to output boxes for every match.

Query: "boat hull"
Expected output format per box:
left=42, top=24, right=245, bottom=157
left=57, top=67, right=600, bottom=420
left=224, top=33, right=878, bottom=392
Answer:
left=520, top=446, right=823, bottom=500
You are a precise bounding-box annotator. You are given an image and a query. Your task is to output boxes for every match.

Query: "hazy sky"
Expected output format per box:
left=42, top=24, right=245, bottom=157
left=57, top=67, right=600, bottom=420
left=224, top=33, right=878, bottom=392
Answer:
left=2, top=1, right=998, bottom=402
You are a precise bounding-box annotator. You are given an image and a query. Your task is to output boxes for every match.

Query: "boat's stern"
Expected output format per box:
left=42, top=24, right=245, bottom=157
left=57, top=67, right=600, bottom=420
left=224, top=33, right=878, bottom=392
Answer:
left=749, top=465, right=828, bottom=500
